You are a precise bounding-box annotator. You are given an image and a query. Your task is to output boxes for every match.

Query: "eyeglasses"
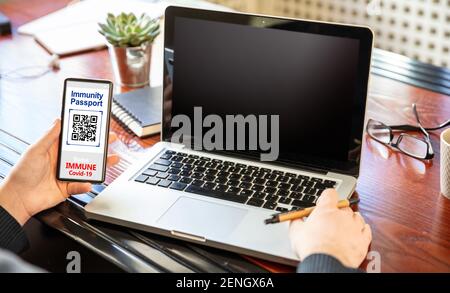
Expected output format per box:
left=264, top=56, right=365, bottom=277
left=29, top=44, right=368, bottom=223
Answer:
left=366, top=104, right=450, bottom=160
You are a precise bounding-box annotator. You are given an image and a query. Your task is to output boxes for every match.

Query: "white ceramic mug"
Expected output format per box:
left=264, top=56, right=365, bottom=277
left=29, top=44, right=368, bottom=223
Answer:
left=440, top=128, right=450, bottom=199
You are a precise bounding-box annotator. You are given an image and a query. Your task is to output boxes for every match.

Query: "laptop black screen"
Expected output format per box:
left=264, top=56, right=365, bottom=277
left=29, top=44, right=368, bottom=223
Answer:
left=163, top=7, right=372, bottom=176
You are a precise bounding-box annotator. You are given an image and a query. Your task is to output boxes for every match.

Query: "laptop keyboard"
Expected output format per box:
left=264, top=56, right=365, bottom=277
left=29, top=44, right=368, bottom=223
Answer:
left=134, top=150, right=338, bottom=212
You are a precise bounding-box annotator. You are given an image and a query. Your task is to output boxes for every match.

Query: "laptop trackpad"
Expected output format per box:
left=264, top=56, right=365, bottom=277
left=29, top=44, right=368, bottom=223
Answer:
left=156, top=197, right=248, bottom=240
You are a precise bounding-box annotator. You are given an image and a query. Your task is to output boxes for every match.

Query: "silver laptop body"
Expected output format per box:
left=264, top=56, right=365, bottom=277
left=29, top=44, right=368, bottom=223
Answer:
left=85, top=7, right=373, bottom=266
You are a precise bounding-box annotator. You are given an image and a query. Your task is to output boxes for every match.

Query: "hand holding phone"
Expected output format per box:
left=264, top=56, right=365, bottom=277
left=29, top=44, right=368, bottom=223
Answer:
left=57, top=78, right=113, bottom=183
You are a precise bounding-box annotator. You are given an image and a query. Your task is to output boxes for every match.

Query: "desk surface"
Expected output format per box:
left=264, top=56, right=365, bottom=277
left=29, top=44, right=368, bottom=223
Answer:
left=1, top=0, right=449, bottom=272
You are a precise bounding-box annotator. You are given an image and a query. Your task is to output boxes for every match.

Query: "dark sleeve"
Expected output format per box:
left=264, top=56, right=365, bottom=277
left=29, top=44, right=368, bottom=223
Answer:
left=297, top=254, right=363, bottom=273
left=0, top=206, right=28, bottom=253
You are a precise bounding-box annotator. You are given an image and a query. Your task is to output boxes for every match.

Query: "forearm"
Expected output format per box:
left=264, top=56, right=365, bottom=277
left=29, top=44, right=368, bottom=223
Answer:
left=297, top=254, right=363, bottom=273
left=0, top=181, right=31, bottom=226
left=0, top=205, right=29, bottom=253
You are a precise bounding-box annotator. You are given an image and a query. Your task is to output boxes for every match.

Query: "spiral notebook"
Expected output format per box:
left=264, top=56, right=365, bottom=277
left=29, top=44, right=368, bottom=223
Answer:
left=112, top=86, right=162, bottom=137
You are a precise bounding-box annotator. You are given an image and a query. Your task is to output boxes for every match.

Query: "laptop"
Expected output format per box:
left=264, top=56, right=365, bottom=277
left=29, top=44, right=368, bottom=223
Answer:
left=85, top=6, right=373, bottom=266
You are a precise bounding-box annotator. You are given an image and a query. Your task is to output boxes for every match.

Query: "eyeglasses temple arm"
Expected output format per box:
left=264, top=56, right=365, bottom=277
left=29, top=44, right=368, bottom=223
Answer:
left=390, top=121, right=450, bottom=131
left=412, top=104, right=434, bottom=156
left=390, top=103, right=449, bottom=132
left=390, top=124, right=421, bottom=131
left=426, top=119, right=450, bottom=130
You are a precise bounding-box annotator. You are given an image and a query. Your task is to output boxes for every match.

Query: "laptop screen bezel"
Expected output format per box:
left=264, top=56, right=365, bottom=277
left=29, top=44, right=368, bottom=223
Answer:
left=162, top=6, right=373, bottom=177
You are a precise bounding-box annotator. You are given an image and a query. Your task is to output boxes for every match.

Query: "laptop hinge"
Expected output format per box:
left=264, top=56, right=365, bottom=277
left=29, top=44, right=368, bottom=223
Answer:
left=268, top=160, right=329, bottom=175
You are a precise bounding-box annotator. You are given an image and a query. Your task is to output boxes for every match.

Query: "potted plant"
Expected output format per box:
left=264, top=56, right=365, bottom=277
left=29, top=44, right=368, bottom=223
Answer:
left=99, top=12, right=160, bottom=87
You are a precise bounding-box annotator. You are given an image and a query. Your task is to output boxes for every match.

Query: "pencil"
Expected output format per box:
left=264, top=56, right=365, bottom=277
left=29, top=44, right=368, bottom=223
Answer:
left=264, top=197, right=360, bottom=224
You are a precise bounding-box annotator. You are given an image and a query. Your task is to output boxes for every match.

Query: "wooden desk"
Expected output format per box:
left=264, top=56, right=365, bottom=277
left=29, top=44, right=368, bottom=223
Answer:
left=1, top=0, right=449, bottom=272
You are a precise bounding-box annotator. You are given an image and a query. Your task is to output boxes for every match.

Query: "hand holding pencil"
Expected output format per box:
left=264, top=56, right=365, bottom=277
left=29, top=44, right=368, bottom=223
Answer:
left=265, top=197, right=360, bottom=224
left=288, top=189, right=372, bottom=269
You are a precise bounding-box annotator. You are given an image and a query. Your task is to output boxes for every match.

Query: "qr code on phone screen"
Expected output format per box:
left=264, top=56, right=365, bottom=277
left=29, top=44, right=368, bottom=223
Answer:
left=72, top=114, right=97, bottom=142
left=67, top=110, right=102, bottom=147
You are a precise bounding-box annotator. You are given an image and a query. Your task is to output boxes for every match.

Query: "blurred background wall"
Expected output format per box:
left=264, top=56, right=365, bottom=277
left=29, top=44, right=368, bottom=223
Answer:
left=208, top=0, right=450, bottom=69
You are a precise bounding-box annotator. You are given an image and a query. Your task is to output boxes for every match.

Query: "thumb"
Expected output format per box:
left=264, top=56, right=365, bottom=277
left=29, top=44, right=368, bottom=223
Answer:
left=289, top=218, right=305, bottom=237
left=316, top=188, right=339, bottom=209
left=66, top=182, right=92, bottom=196
left=35, top=119, right=61, bottom=151
left=289, top=218, right=305, bottom=255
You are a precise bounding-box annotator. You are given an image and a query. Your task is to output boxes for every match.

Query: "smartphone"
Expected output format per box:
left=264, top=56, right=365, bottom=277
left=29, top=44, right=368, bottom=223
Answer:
left=56, top=78, right=113, bottom=183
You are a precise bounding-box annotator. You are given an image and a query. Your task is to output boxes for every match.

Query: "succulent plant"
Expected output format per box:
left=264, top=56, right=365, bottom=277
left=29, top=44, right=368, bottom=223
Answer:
left=98, top=12, right=160, bottom=47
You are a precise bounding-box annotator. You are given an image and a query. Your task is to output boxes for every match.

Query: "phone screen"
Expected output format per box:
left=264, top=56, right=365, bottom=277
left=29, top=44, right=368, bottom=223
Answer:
left=57, top=78, right=113, bottom=182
